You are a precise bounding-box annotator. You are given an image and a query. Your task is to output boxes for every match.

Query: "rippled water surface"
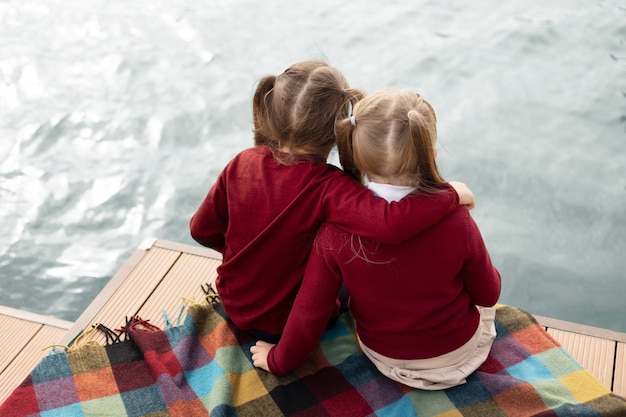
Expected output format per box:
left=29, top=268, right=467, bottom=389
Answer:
left=1, top=0, right=625, bottom=331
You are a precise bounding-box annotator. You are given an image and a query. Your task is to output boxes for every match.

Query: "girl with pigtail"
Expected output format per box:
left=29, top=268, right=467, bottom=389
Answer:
left=251, top=88, right=500, bottom=390
left=191, top=62, right=475, bottom=343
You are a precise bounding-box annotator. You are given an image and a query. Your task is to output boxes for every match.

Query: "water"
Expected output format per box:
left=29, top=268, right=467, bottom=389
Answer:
left=1, top=0, right=625, bottom=332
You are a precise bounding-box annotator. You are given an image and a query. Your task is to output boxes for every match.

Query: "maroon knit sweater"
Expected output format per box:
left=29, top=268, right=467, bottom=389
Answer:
left=267, top=206, right=501, bottom=375
left=190, top=146, right=459, bottom=335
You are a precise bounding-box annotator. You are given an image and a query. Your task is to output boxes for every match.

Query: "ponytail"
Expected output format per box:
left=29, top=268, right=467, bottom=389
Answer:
left=336, top=117, right=361, bottom=182
left=405, top=97, right=446, bottom=190
left=252, top=75, right=277, bottom=147
left=335, top=89, right=365, bottom=182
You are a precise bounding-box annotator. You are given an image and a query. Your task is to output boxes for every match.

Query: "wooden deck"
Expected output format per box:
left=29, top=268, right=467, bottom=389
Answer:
left=0, top=305, right=72, bottom=402
left=1, top=238, right=625, bottom=404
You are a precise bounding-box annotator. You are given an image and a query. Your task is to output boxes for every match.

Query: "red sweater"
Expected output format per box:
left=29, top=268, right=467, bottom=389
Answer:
left=190, top=146, right=459, bottom=335
left=267, top=206, right=501, bottom=375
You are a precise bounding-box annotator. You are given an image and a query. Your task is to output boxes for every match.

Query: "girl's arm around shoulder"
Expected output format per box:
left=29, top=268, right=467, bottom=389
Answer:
left=448, top=181, right=475, bottom=209
left=323, top=174, right=473, bottom=244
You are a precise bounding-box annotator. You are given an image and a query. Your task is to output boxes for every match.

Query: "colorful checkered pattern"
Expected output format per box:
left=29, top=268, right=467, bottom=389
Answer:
left=2, top=303, right=626, bottom=416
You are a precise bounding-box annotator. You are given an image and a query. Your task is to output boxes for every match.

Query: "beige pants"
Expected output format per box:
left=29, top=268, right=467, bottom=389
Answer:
left=358, top=306, right=496, bottom=390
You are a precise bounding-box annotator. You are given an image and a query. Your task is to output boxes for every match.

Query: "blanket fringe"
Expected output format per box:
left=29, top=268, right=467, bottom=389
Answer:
left=117, top=316, right=161, bottom=335
left=163, top=305, right=185, bottom=329
left=43, top=323, right=124, bottom=353
left=42, top=283, right=220, bottom=353
left=183, top=282, right=220, bottom=307
left=201, top=282, right=221, bottom=305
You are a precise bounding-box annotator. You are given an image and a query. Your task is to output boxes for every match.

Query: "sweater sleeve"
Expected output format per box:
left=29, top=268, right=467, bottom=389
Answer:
left=323, top=175, right=459, bottom=245
left=189, top=169, right=229, bottom=252
left=459, top=210, right=501, bottom=307
left=267, top=230, right=343, bottom=375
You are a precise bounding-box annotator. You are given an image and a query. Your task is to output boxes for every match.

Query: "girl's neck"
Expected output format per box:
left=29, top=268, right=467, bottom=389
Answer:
left=270, top=146, right=326, bottom=165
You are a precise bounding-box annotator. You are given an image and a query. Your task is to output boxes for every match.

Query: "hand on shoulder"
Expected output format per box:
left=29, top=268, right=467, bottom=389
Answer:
left=449, top=181, right=476, bottom=210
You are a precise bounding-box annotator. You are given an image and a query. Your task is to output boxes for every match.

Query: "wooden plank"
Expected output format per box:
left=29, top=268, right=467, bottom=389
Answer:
left=0, top=306, right=72, bottom=379
left=0, top=307, right=72, bottom=403
left=88, top=247, right=180, bottom=324
left=63, top=246, right=181, bottom=345
left=61, top=247, right=147, bottom=345
left=547, top=327, right=615, bottom=390
left=614, top=342, right=626, bottom=398
left=0, top=325, right=68, bottom=403
left=137, top=253, right=220, bottom=329
left=0, top=315, right=43, bottom=374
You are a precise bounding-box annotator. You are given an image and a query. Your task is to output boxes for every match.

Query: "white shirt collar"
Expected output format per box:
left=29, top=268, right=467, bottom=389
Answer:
left=366, top=182, right=418, bottom=203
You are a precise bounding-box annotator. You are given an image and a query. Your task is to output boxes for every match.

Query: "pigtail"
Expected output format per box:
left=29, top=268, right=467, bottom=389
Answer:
left=337, top=88, right=365, bottom=120
left=406, top=103, right=446, bottom=191
left=334, top=88, right=365, bottom=182
left=335, top=116, right=362, bottom=182
left=252, top=75, right=277, bottom=147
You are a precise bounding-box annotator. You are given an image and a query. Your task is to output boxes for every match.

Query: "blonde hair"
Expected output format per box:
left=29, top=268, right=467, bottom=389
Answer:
left=252, top=60, right=364, bottom=162
left=335, top=88, right=446, bottom=191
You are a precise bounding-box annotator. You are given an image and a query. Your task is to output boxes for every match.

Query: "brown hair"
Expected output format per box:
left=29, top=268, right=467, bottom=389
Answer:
left=335, top=88, right=446, bottom=192
left=253, top=60, right=364, bottom=162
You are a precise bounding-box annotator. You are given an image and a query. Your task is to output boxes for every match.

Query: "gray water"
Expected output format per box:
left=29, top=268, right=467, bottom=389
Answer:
left=1, top=0, right=625, bottom=332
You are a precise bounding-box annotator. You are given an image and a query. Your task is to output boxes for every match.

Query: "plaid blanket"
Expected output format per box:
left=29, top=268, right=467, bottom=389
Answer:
left=2, top=302, right=625, bottom=417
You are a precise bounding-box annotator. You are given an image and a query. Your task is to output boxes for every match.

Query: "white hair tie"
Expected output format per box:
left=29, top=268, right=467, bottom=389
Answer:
left=350, top=115, right=357, bottom=126
left=407, top=110, right=417, bottom=118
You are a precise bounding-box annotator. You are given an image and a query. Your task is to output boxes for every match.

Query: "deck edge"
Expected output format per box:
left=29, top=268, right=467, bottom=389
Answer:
left=153, top=239, right=222, bottom=260
left=0, top=305, right=72, bottom=330
left=534, top=314, right=626, bottom=344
